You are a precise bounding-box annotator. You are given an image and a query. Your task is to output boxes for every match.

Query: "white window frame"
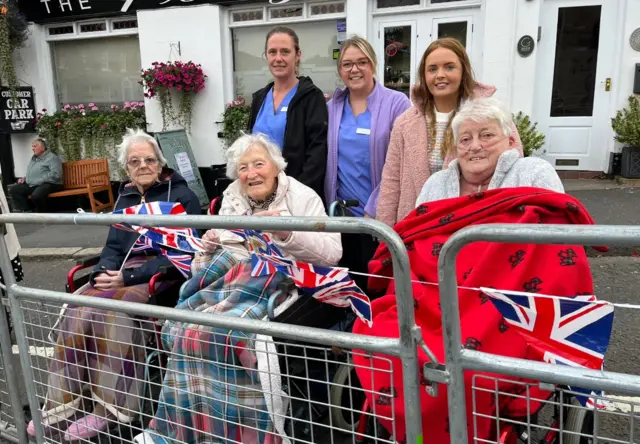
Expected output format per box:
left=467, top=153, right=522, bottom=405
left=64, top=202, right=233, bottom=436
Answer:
left=228, top=1, right=346, bottom=29
left=44, top=16, right=139, bottom=41
left=45, top=16, right=141, bottom=110
left=371, top=0, right=482, bottom=17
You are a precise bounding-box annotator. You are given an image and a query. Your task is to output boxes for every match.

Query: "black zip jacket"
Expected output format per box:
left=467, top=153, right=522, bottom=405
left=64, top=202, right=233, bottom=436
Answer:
left=91, top=169, right=201, bottom=287
left=249, top=76, right=328, bottom=199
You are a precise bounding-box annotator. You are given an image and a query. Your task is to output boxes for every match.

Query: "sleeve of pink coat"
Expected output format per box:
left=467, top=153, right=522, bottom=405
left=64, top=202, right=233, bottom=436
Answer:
left=442, top=121, right=525, bottom=169
left=376, top=124, right=404, bottom=227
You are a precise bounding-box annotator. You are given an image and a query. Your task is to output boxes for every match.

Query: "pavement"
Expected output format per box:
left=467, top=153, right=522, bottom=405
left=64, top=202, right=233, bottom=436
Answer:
left=12, top=179, right=639, bottom=260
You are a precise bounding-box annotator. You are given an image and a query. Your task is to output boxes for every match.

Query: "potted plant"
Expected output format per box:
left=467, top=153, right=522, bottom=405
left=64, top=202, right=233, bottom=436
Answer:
left=512, top=111, right=546, bottom=157
left=611, top=95, right=640, bottom=179
left=0, top=0, right=29, bottom=94
left=140, top=61, right=207, bottom=132
left=221, top=96, right=251, bottom=148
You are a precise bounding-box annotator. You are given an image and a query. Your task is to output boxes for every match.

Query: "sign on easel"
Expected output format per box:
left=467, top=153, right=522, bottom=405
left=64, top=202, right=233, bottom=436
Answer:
left=154, top=130, right=208, bottom=207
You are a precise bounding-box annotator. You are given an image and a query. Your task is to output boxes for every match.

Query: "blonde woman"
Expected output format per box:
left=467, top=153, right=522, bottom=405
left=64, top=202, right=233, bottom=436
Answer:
left=324, top=35, right=410, bottom=288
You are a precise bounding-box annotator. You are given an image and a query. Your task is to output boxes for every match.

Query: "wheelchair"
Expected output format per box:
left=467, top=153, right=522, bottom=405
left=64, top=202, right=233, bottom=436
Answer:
left=65, top=253, right=186, bottom=440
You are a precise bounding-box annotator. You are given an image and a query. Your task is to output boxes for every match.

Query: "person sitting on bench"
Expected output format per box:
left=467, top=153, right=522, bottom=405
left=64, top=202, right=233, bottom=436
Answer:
left=10, top=138, right=63, bottom=212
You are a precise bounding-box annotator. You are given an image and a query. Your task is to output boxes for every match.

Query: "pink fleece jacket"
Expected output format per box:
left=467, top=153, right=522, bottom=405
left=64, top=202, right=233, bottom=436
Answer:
left=376, top=82, right=523, bottom=227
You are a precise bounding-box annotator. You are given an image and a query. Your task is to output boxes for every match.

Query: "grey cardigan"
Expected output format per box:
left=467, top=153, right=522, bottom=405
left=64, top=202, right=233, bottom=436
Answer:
left=416, top=149, right=564, bottom=205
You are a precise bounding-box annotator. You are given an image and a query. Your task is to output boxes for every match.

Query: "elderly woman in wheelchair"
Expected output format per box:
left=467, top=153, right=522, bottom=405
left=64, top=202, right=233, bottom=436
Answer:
left=27, top=129, right=201, bottom=441
left=135, top=133, right=343, bottom=444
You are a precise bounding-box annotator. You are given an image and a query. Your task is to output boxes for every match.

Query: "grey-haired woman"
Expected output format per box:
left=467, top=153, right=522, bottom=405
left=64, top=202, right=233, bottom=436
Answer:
left=135, top=133, right=342, bottom=444
left=28, top=129, right=200, bottom=441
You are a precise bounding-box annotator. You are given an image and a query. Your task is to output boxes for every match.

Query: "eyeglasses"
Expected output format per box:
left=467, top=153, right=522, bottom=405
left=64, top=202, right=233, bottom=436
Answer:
left=457, top=134, right=506, bottom=152
left=127, top=157, right=158, bottom=168
left=340, top=59, right=370, bottom=71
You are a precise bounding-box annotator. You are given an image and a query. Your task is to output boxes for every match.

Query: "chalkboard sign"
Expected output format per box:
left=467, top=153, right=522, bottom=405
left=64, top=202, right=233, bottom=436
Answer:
left=154, top=130, right=208, bottom=207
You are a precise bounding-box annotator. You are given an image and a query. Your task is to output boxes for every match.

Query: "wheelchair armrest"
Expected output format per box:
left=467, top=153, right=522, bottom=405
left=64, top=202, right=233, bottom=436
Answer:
left=267, top=278, right=296, bottom=321
left=66, top=254, right=102, bottom=293
left=148, top=265, right=184, bottom=296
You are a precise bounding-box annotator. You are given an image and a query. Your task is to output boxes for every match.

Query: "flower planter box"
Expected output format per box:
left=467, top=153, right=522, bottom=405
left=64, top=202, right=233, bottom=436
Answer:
left=620, top=146, right=640, bottom=179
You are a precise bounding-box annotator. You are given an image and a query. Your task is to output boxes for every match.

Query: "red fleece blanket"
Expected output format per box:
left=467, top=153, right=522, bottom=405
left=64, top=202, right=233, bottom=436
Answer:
left=353, top=188, right=599, bottom=444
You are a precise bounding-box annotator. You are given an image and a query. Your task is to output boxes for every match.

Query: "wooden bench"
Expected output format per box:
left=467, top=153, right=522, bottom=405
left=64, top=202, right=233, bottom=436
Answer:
left=47, top=159, right=115, bottom=213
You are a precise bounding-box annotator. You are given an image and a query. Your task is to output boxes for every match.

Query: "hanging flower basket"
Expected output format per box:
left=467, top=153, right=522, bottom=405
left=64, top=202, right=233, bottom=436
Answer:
left=0, top=0, right=29, bottom=94
left=140, top=61, right=207, bottom=132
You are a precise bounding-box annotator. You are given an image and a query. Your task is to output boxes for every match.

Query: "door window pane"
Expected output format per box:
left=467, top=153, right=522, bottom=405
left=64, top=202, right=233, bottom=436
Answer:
left=550, top=6, right=602, bottom=117
left=383, top=25, right=412, bottom=96
left=436, top=21, right=468, bottom=47
left=52, top=36, right=143, bottom=107
left=233, top=21, right=342, bottom=103
left=377, top=0, right=419, bottom=8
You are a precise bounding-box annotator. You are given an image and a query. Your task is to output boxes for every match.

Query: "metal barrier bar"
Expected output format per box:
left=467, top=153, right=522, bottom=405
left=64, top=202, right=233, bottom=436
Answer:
left=438, top=223, right=640, bottom=444
left=0, top=231, right=32, bottom=444
left=11, top=285, right=398, bottom=354
left=0, top=213, right=425, bottom=444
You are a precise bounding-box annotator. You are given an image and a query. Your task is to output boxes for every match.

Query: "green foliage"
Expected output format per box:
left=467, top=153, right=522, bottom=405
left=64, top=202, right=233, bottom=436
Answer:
left=221, top=97, right=251, bottom=149
left=0, top=0, right=26, bottom=92
left=611, top=95, right=640, bottom=148
left=512, top=111, right=546, bottom=157
left=35, top=102, right=146, bottom=180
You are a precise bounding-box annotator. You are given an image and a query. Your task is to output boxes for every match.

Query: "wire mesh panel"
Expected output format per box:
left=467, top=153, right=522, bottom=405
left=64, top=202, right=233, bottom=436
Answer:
left=18, top=298, right=398, bottom=444
left=0, top=300, right=15, bottom=429
left=471, top=373, right=640, bottom=444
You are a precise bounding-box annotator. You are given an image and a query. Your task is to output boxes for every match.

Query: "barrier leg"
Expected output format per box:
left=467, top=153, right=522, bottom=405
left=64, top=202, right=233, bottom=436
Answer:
left=0, top=231, right=42, bottom=444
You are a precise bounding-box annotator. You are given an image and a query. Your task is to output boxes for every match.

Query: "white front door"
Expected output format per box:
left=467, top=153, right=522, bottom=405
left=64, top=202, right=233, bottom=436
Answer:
left=534, top=0, right=617, bottom=172
left=374, top=10, right=479, bottom=97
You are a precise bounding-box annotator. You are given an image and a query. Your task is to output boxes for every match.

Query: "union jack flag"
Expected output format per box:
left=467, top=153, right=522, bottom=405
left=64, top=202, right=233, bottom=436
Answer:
left=232, top=227, right=372, bottom=326
left=113, top=202, right=204, bottom=253
left=482, top=288, right=614, bottom=407
left=251, top=252, right=372, bottom=327
left=113, top=202, right=204, bottom=277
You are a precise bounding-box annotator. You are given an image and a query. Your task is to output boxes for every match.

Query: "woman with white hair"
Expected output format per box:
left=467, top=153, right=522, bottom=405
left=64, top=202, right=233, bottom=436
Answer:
left=28, top=129, right=200, bottom=441
left=135, top=133, right=342, bottom=444
left=416, top=97, right=563, bottom=204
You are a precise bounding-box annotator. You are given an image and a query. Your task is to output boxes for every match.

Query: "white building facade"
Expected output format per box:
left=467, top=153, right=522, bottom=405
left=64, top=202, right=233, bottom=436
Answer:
left=7, top=0, right=640, bottom=178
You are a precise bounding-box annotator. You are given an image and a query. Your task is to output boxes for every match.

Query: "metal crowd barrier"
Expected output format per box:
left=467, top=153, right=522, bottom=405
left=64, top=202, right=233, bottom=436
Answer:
left=437, top=224, right=640, bottom=443
left=0, top=213, right=423, bottom=444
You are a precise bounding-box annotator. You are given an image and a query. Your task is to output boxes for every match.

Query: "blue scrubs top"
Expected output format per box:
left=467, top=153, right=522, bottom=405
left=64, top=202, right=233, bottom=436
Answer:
left=252, top=84, right=299, bottom=149
left=336, top=99, right=371, bottom=217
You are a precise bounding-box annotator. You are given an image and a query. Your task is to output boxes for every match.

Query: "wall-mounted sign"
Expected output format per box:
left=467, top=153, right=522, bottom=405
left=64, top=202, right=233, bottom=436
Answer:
left=21, top=0, right=269, bottom=23
left=630, top=28, right=640, bottom=52
left=517, top=35, right=535, bottom=58
left=0, top=87, right=36, bottom=134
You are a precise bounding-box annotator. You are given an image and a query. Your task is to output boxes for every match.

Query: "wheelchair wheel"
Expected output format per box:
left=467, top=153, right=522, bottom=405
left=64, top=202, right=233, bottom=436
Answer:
left=330, top=360, right=366, bottom=432
left=562, top=399, right=595, bottom=444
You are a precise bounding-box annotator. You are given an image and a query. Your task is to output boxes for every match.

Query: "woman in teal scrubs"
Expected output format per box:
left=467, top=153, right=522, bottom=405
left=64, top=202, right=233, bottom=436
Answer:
left=248, top=26, right=328, bottom=199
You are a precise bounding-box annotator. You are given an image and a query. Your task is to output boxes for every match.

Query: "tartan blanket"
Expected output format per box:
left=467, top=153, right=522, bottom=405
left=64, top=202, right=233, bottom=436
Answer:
left=145, top=248, right=290, bottom=444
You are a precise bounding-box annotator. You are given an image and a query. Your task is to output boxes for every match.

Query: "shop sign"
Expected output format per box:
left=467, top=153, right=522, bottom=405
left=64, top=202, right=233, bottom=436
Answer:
left=0, top=87, right=36, bottom=134
left=22, top=0, right=281, bottom=23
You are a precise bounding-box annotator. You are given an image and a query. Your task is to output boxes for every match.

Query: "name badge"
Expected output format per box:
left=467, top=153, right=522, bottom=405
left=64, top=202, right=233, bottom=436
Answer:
left=281, top=106, right=288, bottom=112
left=356, top=128, right=371, bottom=135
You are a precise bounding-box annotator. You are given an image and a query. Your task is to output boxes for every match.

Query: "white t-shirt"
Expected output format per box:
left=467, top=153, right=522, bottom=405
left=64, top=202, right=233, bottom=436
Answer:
left=428, top=110, right=453, bottom=173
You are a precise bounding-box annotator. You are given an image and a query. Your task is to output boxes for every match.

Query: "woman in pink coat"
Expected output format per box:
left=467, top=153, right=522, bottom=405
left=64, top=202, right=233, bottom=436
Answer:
left=376, top=37, right=523, bottom=227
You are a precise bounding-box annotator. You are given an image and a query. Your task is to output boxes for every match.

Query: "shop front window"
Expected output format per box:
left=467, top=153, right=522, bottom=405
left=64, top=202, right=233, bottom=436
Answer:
left=52, top=36, right=144, bottom=107
left=232, top=21, right=342, bottom=103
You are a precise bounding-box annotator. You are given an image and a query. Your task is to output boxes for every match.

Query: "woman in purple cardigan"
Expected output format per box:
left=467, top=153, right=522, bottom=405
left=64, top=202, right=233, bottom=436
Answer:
left=325, top=36, right=410, bottom=290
